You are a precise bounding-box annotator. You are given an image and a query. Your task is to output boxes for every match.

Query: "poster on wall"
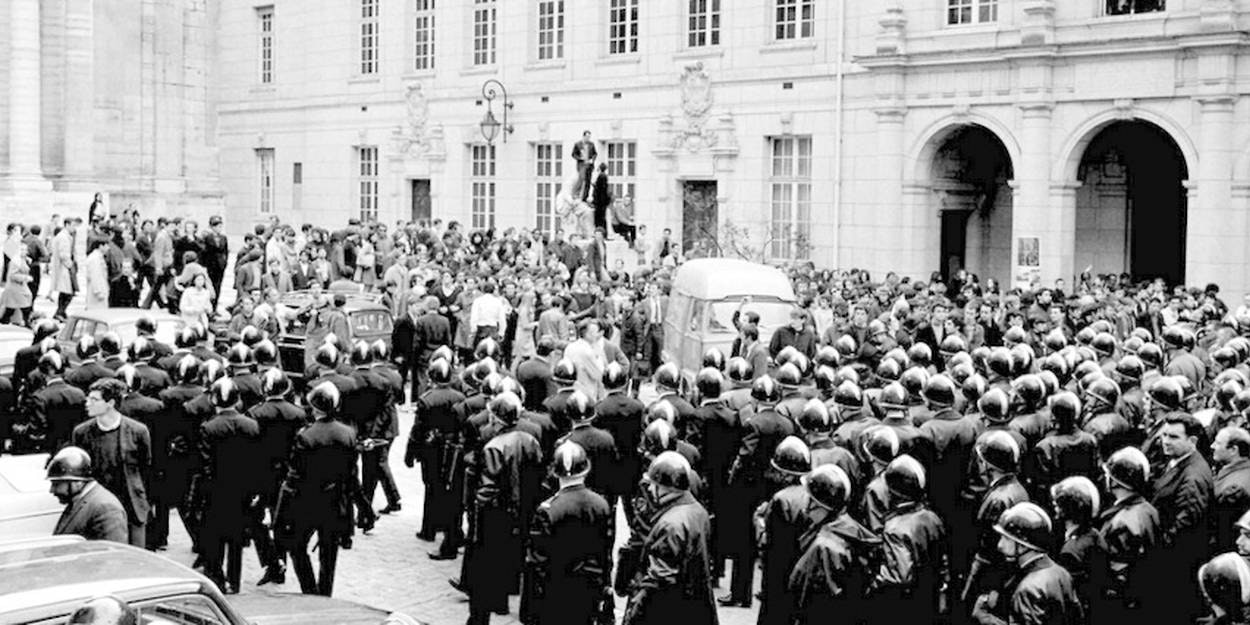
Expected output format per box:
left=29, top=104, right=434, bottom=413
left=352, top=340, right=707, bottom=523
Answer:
left=1014, top=236, right=1040, bottom=289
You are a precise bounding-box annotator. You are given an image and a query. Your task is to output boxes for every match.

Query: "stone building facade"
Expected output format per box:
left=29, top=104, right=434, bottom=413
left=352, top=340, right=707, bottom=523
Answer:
left=7, top=0, right=1250, bottom=298
left=0, top=0, right=222, bottom=223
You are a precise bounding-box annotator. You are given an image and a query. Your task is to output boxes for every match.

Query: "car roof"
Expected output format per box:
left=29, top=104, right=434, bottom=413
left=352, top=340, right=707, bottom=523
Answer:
left=65, top=308, right=184, bottom=325
left=670, top=258, right=796, bottom=302
left=0, top=539, right=207, bottom=615
left=0, top=324, right=33, bottom=337
left=279, top=290, right=389, bottom=313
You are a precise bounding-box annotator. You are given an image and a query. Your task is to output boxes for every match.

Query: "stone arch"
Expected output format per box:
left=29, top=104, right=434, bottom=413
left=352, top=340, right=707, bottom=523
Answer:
left=908, top=112, right=1022, bottom=183
left=1053, top=107, right=1198, bottom=183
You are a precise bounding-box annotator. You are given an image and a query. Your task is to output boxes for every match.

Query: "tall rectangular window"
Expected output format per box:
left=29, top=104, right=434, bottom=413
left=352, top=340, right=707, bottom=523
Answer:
left=769, top=136, right=812, bottom=260
left=604, top=141, right=637, bottom=205
left=1105, top=0, right=1164, bottom=15
left=257, top=149, right=275, bottom=214
left=687, top=0, right=721, bottom=48
left=609, top=0, right=639, bottom=55
left=357, top=146, right=379, bottom=221
left=534, top=143, right=563, bottom=236
left=471, top=145, right=496, bottom=229
left=257, top=6, right=274, bottom=83
left=947, top=0, right=998, bottom=24
left=473, top=0, right=497, bottom=66
left=775, top=0, right=814, bottom=40
left=360, top=0, right=379, bottom=74
left=537, top=1, right=565, bottom=61
left=414, top=0, right=435, bottom=71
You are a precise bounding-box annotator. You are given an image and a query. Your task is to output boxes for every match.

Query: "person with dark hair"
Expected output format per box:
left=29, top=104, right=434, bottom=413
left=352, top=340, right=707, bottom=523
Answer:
left=591, top=163, right=612, bottom=236
left=72, top=378, right=152, bottom=549
left=1151, top=413, right=1214, bottom=624
left=571, top=130, right=597, bottom=202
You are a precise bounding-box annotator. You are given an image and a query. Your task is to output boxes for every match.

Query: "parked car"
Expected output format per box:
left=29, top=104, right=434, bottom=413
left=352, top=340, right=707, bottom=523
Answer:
left=0, top=452, right=59, bottom=539
left=0, top=324, right=35, bottom=377
left=55, top=309, right=185, bottom=365
left=0, top=537, right=423, bottom=625
left=210, top=290, right=393, bottom=391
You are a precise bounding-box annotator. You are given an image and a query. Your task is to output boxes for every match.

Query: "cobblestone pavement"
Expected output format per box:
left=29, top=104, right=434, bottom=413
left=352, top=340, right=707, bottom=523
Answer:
left=161, top=405, right=761, bottom=625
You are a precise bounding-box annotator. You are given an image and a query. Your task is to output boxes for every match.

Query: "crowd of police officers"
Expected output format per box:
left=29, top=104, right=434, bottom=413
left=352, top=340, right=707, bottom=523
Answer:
left=16, top=309, right=1250, bottom=624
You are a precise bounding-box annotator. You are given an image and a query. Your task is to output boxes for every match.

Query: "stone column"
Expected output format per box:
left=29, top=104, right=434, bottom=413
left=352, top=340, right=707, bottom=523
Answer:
left=1189, top=96, right=1239, bottom=296
left=874, top=107, right=912, bottom=274
left=61, top=0, right=94, bottom=186
left=1014, top=102, right=1055, bottom=288
left=5, top=0, right=50, bottom=189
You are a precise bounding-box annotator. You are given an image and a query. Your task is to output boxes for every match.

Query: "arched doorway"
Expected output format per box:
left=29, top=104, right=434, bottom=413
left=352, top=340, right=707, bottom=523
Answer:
left=1074, top=120, right=1189, bottom=284
left=930, top=125, right=1014, bottom=284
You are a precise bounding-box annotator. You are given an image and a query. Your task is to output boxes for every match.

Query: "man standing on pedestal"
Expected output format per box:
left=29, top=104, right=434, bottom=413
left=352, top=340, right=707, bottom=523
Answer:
left=571, top=131, right=597, bottom=202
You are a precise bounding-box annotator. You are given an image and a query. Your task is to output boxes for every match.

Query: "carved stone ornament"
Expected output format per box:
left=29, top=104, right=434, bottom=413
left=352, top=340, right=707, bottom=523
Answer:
left=672, top=61, right=719, bottom=152
left=393, top=82, right=430, bottom=157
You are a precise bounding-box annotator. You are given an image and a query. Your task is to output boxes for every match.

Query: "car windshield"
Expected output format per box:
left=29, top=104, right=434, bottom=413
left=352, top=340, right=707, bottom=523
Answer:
left=707, top=299, right=794, bottom=335
left=352, top=310, right=393, bottom=334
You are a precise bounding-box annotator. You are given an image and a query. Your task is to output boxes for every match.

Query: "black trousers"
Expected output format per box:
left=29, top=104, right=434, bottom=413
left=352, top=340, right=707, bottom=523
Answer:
left=207, top=267, right=225, bottom=311
left=55, top=292, right=74, bottom=319
left=290, top=527, right=341, bottom=597
left=361, top=444, right=400, bottom=509
left=203, top=536, right=243, bottom=591
left=142, top=269, right=171, bottom=310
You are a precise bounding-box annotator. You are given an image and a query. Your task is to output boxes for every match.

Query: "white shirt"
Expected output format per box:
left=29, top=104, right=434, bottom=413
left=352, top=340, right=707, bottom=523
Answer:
left=563, top=337, right=607, bottom=401
left=470, top=293, right=509, bottom=330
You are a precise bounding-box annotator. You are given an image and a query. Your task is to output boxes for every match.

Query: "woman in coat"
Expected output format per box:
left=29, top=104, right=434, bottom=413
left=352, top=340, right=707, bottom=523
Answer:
left=180, top=273, right=214, bottom=327
left=84, top=242, right=110, bottom=310
left=0, top=252, right=34, bottom=325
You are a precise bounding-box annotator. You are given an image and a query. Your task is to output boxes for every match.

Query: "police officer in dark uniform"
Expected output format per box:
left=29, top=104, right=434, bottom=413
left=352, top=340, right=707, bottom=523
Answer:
left=13, top=318, right=59, bottom=399
left=135, top=315, right=173, bottom=361
left=1049, top=475, right=1106, bottom=620
left=961, top=430, right=1031, bottom=612
left=98, top=332, right=126, bottom=373
left=721, top=374, right=794, bottom=607
left=347, top=341, right=400, bottom=516
left=276, top=381, right=359, bottom=597
left=876, top=381, right=937, bottom=470
left=872, top=455, right=948, bottom=624
left=556, top=390, right=616, bottom=499
left=309, top=343, right=358, bottom=399
left=176, top=358, right=222, bottom=563
left=970, top=503, right=1084, bottom=624
left=464, top=391, right=544, bottom=625
left=595, top=361, right=646, bottom=519
left=1031, top=392, right=1099, bottom=507
left=622, top=451, right=717, bottom=625
left=66, top=336, right=111, bottom=394
left=691, top=367, right=741, bottom=581
left=225, top=343, right=264, bottom=413
left=126, top=338, right=172, bottom=399
left=757, top=436, right=820, bottom=625
left=157, top=328, right=197, bottom=377
left=789, top=464, right=880, bottom=625
left=651, top=363, right=696, bottom=439
left=521, top=441, right=613, bottom=625
left=1082, top=377, right=1133, bottom=459
left=1098, top=446, right=1159, bottom=620
left=28, top=351, right=86, bottom=453
left=248, top=368, right=306, bottom=586
left=542, top=358, right=579, bottom=433
left=194, top=378, right=261, bottom=594
left=919, top=373, right=980, bottom=530
left=832, top=380, right=879, bottom=462
left=405, top=358, right=466, bottom=557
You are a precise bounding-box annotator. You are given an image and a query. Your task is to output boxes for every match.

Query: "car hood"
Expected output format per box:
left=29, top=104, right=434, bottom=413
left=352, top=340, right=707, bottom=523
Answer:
left=229, top=591, right=399, bottom=625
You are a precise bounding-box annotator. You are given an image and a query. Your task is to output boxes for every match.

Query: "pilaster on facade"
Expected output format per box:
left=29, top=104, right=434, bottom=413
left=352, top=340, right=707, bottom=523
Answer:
left=1020, top=0, right=1056, bottom=47
left=3, top=0, right=50, bottom=191
left=875, top=3, right=907, bottom=57
left=59, top=0, right=95, bottom=189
